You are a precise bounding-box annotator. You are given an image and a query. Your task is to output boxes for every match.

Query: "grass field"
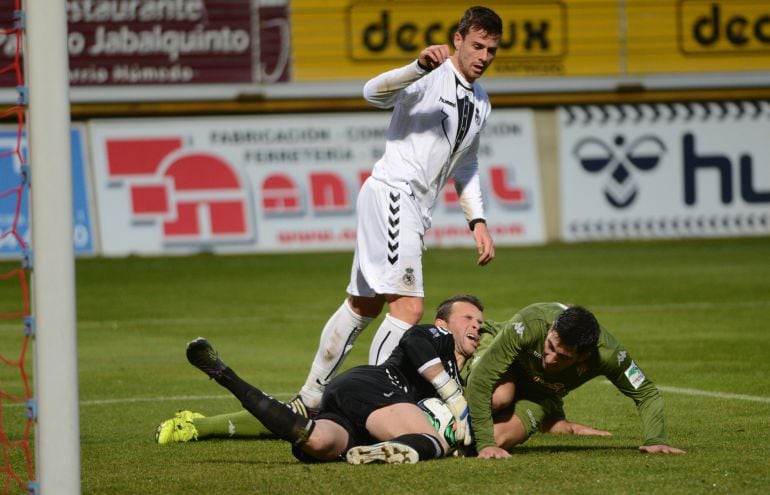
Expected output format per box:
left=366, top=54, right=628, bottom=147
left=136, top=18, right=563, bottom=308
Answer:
left=2, top=236, right=770, bottom=494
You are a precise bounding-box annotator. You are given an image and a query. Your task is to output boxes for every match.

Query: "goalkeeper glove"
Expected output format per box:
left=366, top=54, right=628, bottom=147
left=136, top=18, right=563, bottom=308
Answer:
left=431, top=371, right=472, bottom=446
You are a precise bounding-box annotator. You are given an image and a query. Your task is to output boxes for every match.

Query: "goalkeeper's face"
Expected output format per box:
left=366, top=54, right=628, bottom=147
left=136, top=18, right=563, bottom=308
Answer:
left=439, top=300, right=482, bottom=360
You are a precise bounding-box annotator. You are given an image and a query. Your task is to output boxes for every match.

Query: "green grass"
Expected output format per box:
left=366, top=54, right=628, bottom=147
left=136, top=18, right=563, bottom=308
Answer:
left=2, top=236, right=770, bottom=494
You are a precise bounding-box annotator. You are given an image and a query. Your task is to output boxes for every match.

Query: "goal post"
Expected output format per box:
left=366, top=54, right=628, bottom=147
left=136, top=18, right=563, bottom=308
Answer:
left=23, top=0, right=81, bottom=493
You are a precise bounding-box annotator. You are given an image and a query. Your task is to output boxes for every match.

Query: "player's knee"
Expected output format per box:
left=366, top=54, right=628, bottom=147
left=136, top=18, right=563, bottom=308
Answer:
left=493, top=413, right=531, bottom=450
left=491, top=382, right=516, bottom=411
left=348, top=295, right=385, bottom=318
left=386, top=296, right=424, bottom=324
left=302, top=431, right=347, bottom=461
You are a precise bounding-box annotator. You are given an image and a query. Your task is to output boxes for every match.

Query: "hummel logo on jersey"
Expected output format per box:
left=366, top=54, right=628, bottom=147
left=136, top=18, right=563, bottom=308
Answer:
left=387, top=191, right=400, bottom=265
left=439, top=96, right=456, bottom=108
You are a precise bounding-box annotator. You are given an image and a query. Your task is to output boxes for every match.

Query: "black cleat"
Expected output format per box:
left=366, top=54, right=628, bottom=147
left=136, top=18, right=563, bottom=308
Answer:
left=186, top=337, right=227, bottom=379
left=287, top=394, right=319, bottom=419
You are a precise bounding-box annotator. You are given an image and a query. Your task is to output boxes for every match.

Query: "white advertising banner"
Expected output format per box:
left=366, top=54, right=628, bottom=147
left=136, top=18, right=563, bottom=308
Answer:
left=89, top=110, right=544, bottom=256
left=558, top=102, right=770, bottom=241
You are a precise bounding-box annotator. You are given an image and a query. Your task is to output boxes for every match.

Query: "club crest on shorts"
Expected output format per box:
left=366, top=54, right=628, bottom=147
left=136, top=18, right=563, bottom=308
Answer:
left=402, top=267, right=415, bottom=287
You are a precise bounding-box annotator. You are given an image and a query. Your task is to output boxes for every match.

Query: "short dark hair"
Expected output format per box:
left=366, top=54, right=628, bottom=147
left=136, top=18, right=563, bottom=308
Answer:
left=435, top=294, right=484, bottom=321
left=457, top=6, right=503, bottom=38
left=552, top=306, right=600, bottom=354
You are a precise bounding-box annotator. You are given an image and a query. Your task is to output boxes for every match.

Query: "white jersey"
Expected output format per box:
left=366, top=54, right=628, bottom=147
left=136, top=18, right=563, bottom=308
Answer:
left=363, top=59, right=489, bottom=229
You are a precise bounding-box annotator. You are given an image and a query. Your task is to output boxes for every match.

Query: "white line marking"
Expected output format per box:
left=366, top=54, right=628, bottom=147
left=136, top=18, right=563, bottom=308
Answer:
left=2, top=393, right=294, bottom=408
left=599, top=382, right=770, bottom=403
left=593, top=300, right=770, bottom=313
left=79, top=386, right=770, bottom=407
left=0, top=300, right=768, bottom=332
left=82, top=392, right=297, bottom=406
left=656, top=385, right=770, bottom=404
left=5, top=385, right=768, bottom=408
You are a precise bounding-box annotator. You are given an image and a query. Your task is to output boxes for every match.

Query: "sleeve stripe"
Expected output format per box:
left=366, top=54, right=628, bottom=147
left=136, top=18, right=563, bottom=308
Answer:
left=417, top=357, right=442, bottom=374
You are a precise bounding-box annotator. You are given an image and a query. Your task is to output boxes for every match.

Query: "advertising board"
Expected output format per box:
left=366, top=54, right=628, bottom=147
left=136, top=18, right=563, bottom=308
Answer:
left=559, top=101, right=770, bottom=240
left=89, top=110, right=544, bottom=255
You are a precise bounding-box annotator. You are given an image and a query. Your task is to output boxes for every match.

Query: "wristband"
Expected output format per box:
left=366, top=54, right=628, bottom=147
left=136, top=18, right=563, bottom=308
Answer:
left=430, top=370, right=460, bottom=400
left=469, top=218, right=486, bottom=231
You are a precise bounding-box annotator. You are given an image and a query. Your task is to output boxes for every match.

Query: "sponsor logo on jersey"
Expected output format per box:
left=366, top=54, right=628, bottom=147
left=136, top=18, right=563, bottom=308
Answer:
left=439, top=96, right=456, bottom=108
left=532, top=375, right=567, bottom=395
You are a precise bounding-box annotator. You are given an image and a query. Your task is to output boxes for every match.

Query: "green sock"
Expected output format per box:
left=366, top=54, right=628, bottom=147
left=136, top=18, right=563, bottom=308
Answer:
left=194, top=410, right=275, bottom=439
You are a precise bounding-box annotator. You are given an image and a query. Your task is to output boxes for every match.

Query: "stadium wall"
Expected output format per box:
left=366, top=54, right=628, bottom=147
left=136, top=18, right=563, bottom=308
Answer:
left=2, top=101, right=768, bottom=259
left=1, top=0, right=768, bottom=258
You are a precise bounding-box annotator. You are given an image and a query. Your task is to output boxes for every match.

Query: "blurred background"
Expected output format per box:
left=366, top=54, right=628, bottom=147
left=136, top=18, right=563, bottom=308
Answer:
left=1, top=0, right=768, bottom=258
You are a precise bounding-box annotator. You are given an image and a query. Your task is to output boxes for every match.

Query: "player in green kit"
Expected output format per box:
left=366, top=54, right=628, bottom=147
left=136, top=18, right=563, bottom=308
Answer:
left=464, top=302, right=686, bottom=459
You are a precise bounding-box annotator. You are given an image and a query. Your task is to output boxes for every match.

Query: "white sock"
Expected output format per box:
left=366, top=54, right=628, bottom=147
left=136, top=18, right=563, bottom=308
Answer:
left=299, top=300, right=374, bottom=408
left=368, top=314, right=413, bottom=365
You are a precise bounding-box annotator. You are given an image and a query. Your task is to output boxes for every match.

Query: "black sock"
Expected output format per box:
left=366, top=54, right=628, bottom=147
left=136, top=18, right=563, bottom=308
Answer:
left=214, top=367, right=314, bottom=445
left=390, top=433, right=445, bottom=460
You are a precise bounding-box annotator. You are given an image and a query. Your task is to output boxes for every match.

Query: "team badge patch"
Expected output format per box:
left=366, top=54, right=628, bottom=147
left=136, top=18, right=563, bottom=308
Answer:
left=624, top=361, right=646, bottom=389
left=402, top=267, right=415, bottom=287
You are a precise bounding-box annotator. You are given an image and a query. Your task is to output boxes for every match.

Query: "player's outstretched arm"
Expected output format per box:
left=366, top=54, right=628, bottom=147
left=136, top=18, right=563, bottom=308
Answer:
left=542, top=418, right=613, bottom=437
left=639, top=444, right=686, bottom=454
left=363, top=45, right=446, bottom=107
left=472, top=221, right=494, bottom=266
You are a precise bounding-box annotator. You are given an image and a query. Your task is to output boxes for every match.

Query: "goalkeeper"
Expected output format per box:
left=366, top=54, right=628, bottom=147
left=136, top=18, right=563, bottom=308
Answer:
left=182, top=295, right=483, bottom=464
left=463, top=302, right=686, bottom=459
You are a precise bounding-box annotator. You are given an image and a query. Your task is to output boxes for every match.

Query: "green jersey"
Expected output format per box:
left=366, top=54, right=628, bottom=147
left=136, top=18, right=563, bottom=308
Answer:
left=462, top=302, right=669, bottom=451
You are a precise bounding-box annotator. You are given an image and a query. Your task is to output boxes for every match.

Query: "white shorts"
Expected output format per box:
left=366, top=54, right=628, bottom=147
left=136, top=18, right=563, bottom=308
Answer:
left=346, top=177, right=425, bottom=297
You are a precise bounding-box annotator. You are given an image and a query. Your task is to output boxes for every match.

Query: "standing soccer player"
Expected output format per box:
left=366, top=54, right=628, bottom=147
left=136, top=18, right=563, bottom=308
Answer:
left=289, top=6, right=502, bottom=417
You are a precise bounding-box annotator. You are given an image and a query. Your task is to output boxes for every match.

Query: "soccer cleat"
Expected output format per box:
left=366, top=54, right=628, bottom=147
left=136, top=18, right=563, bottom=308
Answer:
left=287, top=395, right=319, bottom=419
left=186, top=337, right=227, bottom=379
left=174, top=410, right=205, bottom=422
left=346, top=441, right=419, bottom=465
left=155, top=410, right=205, bottom=444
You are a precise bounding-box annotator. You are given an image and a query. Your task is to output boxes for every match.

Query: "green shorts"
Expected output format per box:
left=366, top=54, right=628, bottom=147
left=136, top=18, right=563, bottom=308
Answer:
left=511, top=395, right=565, bottom=438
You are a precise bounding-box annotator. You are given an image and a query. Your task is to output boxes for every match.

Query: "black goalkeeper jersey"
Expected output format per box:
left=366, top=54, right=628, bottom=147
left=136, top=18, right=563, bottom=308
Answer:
left=380, top=324, right=461, bottom=401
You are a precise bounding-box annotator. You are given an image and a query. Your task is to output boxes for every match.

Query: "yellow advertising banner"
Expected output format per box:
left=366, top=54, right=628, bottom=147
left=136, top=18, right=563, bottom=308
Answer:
left=290, top=0, right=770, bottom=82
left=627, top=0, right=770, bottom=73
left=291, top=0, right=621, bottom=80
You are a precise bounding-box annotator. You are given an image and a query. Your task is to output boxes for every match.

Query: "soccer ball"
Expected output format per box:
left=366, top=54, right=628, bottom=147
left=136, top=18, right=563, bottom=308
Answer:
left=418, top=397, right=458, bottom=449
